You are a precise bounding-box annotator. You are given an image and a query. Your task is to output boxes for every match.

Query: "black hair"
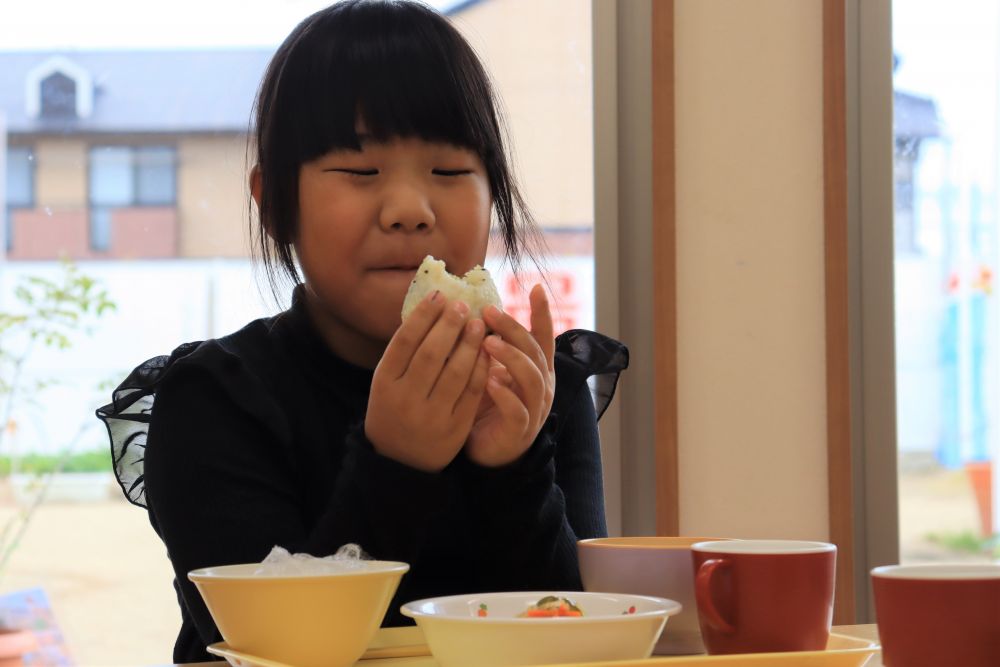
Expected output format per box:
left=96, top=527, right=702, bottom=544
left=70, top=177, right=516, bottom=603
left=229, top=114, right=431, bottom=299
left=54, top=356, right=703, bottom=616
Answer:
left=249, top=0, right=546, bottom=299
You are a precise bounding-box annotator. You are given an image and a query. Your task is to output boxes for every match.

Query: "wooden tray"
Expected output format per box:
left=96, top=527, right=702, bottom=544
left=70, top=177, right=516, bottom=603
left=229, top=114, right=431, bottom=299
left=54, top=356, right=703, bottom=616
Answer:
left=208, top=627, right=878, bottom=667
left=530, top=633, right=878, bottom=667
left=207, top=626, right=431, bottom=666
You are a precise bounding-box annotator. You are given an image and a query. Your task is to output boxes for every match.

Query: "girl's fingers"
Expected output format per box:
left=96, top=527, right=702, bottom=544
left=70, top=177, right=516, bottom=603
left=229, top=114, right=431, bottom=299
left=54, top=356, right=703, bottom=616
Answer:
left=378, top=290, right=445, bottom=378
left=454, top=346, right=491, bottom=421
left=482, top=304, right=535, bottom=357
left=430, top=318, right=487, bottom=406
left=489, top=364, right=514, bottom=387
left=528, top=284, right=556, bottom=373
left=483, top=335, right=542, bottom=404
left=484, top=374, right=530, bottom=431
left=481, top=295, right=549, bottom=374
left=404, top=299, right=471, bottom=397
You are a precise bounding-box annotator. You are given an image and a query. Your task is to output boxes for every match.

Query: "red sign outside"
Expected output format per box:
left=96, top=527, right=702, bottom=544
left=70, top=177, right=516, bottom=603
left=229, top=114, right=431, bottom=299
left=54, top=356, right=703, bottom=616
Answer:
left=499, top=270, right=582, bottom=336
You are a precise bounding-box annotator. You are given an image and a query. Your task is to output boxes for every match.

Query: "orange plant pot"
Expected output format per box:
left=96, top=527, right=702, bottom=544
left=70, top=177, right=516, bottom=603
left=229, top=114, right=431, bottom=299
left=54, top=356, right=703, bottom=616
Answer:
left=965, top=460, right=994, bottom=538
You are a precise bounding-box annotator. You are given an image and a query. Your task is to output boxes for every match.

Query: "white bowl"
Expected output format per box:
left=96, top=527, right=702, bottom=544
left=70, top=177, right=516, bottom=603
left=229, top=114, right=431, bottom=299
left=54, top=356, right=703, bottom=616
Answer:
left=400, top=591, right=681, bottom=667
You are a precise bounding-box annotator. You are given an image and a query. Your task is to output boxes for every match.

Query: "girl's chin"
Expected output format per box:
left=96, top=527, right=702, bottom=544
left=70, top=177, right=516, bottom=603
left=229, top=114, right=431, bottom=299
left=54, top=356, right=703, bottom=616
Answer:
left=367, top=313, right=406, bottom=343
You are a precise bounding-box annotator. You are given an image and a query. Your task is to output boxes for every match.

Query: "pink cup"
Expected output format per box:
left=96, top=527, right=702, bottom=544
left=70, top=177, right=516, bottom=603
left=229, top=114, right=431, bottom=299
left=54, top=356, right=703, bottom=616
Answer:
left=578, top=536, right=733, bottom=654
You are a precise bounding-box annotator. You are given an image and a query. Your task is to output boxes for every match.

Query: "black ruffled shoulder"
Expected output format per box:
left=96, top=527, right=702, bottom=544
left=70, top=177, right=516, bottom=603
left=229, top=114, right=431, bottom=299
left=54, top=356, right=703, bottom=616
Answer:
left=95, top=341, right=203, bottom=508
left=553, top=329, right=629, bottom=422
left=97, top=327, right=628, bottom=509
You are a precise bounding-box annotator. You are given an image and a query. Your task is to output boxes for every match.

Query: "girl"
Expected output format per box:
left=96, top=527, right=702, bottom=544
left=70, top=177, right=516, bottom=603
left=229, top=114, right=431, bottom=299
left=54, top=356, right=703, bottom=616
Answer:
left=97, top=0, right=628, bottom=662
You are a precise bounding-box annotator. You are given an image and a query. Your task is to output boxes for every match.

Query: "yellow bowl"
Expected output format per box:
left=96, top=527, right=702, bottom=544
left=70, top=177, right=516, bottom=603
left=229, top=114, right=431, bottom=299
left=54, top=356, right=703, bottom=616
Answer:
left=188, top=560, right=408, bottom=667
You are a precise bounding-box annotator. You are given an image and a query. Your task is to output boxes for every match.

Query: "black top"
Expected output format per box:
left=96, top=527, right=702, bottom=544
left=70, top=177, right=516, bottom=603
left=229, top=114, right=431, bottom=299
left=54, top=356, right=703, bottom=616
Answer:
left=97, top=287, right=628, bottom=664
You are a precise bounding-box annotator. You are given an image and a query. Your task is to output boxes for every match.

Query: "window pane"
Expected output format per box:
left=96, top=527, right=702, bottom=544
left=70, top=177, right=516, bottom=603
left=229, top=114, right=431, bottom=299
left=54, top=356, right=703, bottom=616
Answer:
left=5, top=147, right=33, bottom=252
left=0, top=2, right=596, bottom=664
left=90, top=207, right=112, bottom=251
left=457, top=3, right=594, bottom=335
left=40, top=71, right=76, bottom=118
left=893, top=1, right=998, bottom=563
left=6, top=147, right=34, bottom=206
left=135, top=146, right=176, bottom=205
left=89, top=146, right=133, bottom=205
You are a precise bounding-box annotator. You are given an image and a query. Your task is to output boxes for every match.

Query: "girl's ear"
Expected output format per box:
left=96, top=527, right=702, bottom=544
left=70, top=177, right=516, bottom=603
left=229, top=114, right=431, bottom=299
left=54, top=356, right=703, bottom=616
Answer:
left=250, top=165, right=278, bottom=241
left=250, top=165, right=263, bottom=208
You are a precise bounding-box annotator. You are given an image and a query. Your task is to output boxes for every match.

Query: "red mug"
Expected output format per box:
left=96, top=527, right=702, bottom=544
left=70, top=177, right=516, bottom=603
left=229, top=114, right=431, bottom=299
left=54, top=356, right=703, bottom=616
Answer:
left=691, top=540, right=836, bottom=655
left=872, top=563, right=1000, bottom=667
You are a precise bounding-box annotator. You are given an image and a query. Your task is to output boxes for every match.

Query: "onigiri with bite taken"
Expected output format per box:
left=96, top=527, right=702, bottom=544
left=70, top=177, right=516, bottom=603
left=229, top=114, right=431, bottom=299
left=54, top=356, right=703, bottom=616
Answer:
left=401, top=255, right=502, bottom=321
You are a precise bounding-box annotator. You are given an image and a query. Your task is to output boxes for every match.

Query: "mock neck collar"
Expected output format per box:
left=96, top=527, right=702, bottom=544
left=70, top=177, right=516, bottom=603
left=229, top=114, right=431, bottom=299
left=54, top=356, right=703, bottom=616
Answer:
left=274, top=285, right=375, bottom=406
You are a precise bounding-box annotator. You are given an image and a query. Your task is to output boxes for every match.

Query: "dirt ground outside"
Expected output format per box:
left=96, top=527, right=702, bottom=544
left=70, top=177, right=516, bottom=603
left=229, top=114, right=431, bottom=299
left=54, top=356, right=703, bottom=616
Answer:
left=3, top=465, right=996, bottom=666
left=898, top=463, right=996, bottom=563
left=0, top=490, right=178, bottom=666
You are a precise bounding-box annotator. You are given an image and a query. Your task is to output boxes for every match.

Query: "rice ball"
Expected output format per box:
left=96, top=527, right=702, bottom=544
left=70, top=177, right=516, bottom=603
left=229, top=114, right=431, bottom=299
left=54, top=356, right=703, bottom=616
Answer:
left=401, top=255, right=502, bottom=321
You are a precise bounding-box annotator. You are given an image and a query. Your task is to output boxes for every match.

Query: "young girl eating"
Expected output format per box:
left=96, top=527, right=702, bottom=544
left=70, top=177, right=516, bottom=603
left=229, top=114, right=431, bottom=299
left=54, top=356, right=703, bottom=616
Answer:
left=97, top=0, right=628, bottom=662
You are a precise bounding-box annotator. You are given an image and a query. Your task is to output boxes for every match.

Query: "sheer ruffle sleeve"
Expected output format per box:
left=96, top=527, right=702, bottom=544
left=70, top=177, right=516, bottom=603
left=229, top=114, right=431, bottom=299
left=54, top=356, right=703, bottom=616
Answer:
left=552, top=329, right=629, bottom=423
left=95, top=341, right=201, bottom=508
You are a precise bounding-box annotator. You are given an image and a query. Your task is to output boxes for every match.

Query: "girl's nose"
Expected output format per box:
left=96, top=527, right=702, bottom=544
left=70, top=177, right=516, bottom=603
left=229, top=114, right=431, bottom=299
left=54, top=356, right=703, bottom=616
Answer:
left=379, top=183, right=435, bottom=232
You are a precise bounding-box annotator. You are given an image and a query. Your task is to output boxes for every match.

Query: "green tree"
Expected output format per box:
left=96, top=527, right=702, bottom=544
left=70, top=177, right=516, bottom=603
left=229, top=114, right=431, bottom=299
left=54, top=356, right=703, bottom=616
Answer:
left=0, top=261, right=116, bottom=581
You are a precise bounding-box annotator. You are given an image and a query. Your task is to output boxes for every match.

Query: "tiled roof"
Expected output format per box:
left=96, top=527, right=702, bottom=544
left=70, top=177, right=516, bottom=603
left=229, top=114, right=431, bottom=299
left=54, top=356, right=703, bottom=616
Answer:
left=0, top=1, right=483, bottom=137
left=0, top=49, right=275, bottom=135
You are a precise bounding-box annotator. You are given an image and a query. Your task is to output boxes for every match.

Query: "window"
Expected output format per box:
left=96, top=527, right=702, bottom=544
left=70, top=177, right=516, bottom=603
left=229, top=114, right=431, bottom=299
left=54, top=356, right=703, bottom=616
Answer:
left=39, top=71, right=76, bottom=118
left=25, top=56, right=93, bottom=121
left=3, top=2, right=598, bottom=663
left=88, top=145, right=177, bottom=251
left=5, top=146, right=34, bottom=251
left=893, top=1, right=998, bottom=564
left=135, top=147, right=176, bottom=205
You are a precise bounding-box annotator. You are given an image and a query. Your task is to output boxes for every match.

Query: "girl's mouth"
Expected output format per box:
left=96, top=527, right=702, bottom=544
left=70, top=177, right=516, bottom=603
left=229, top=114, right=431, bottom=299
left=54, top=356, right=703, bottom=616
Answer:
left=371, top=267, right=420, bottom=282
left=375, top=266, right=419, bottom=273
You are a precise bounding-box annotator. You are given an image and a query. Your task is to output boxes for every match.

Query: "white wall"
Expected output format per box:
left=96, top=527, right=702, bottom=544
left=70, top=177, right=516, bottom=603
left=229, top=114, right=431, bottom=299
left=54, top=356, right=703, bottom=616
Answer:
left=674, top=0, right=829, bottom=540
left=0, top=260, right=280, bottom=456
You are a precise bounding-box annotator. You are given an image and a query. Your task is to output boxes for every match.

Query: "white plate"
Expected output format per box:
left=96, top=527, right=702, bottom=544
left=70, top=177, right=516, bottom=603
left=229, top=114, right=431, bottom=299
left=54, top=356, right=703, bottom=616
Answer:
left=206, top=642, right=287, bottom=667
left=207, top=625, right=430, bottom=666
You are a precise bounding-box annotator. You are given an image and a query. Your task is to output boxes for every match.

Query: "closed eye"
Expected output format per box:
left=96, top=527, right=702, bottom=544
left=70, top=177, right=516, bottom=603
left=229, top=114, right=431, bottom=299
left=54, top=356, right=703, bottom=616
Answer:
left=433, top=169, right=473, bottom=176
left=325, top=168, right=379, bottom=176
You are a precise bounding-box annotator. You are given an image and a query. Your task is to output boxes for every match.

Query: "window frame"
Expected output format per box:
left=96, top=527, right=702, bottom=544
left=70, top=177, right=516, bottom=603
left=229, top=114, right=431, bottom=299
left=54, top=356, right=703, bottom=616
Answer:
left=847, top=0, right=899, bottom=621
left=605, top=0, right=897, bottom=623
left=592, top=0, right=658, bottom=538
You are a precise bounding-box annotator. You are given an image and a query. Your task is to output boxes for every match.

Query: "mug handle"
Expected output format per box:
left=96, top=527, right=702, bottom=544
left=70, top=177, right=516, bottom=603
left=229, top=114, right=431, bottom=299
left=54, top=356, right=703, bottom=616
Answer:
left=695, top=558, right=736, bottom=635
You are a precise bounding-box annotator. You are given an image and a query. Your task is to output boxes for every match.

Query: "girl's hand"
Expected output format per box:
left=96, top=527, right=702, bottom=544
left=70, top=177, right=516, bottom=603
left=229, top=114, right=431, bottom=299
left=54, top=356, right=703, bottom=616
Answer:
left=466, top=284, right=556, bottom=467
left=365, top=291, right=490, bottom=472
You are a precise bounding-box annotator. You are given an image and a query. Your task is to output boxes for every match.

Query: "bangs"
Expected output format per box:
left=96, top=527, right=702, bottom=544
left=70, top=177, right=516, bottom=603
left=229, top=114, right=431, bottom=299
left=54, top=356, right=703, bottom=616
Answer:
left=280, top=0, right=497, bottom=162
